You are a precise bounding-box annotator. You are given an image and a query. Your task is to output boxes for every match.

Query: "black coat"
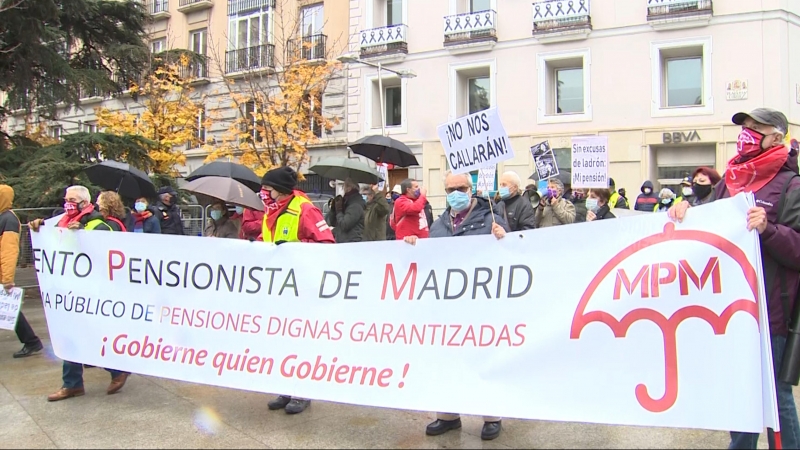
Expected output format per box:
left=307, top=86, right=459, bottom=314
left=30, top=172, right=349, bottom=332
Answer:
left=155, top=201, right=185, bottom=235
left=497, top=193, right=537, bottom=231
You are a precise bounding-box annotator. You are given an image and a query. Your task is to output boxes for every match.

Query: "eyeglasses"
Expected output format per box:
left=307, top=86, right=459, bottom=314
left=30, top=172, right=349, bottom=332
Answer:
left=445, top=186, right=471, bottom=194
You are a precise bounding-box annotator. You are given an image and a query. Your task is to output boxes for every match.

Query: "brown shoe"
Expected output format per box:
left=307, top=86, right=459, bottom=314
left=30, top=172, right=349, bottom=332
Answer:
left=107, top=373, right=129, bottom=395
left=47, top=387, right=85, bottom=402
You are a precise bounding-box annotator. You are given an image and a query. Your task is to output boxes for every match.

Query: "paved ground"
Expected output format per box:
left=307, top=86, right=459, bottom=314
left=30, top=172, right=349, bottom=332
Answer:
left=0, top=278, right=781, bottom=449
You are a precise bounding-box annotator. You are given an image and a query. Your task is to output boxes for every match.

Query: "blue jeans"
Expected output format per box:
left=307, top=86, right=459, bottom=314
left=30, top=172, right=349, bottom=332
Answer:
left=730, top=335, right=800, bottom=449
left=62, top=361, right=128, bottom=389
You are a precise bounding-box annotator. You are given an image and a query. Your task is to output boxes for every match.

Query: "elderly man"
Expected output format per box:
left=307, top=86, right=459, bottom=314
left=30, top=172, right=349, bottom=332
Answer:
left=405, top=171, right=509, bottom=441
left=534, top=178, right=576, bottom=228
left=670, top=108, right=800, bottom=450
left=496, top=171, right=536, bottom=231
left=29, top=185, right=130, bottom=401
left=326, top=178, right=365, bottom=243
left=361, top=185, right=390, bottom=241
left=155, top=186, right=184, bottom=235
left=392, top=178, right=430, bottom=240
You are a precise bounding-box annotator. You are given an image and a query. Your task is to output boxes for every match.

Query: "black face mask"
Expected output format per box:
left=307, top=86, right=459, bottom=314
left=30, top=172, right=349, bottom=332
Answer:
left=692, top=183, right=712, bottom=199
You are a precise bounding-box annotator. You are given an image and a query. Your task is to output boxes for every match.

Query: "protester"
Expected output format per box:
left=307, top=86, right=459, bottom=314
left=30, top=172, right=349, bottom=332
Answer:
left=361, top=185, right=389, bottom=241
left=125, top=196, right=161, bottom=233
left=669, top=108, right=800, bottom=449
left=0, top=185, right=43, bottom=359
left=259, top=166, right=334, bottom=414
left=634, top=180, right=659, bottom=212
left=618, top=188, right=628, bottom=205
left=204, top=201, right=239, bottom=239
left=96, top=191, right=128, bottom=231
left=654, top=188, right=676, bottom=212
left=29, top=185, right=130, bottom=401
left=326, top=178, right=365, bottom=243
left=404, top=171, right=508, bottom=441
left=231, top=205, right=263, bottom=240
left=534, top=178, right=576, bottom=228
left=391, top=178, right=430, bottom=240
left=570, top=188, right=588, bottom=223
left=608, top=178, right=629, bottom=209
left=155, top=186, right=184, bottom=235
left=586, top=188, right=616, bottom=221
left=678, top=177, right=693, bottom=204
left=496, top=171, right=536, bottom=231
left=690, top=166, right=722, bottom=206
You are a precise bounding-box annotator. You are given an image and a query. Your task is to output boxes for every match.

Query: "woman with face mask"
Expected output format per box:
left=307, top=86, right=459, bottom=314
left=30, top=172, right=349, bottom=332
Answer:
left=125, top=197, right=161, bottom=234
left=690, top=166, right=722, bottom=206
left=654, top=188, right=676, bottom=212
left=585, top=188, right=616, bottom=221
left=204, top=201, right=240, bottom=239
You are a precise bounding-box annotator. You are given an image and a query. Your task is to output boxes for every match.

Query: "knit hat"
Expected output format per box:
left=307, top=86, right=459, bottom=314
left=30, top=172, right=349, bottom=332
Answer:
left=261, top=166, right=298, bottom=194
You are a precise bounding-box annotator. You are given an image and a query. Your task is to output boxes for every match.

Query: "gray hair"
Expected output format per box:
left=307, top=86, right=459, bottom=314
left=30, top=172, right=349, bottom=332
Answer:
left=501, top=171, right=522, bottom=188
left=443, top=170, right=473, bottom=189
left=399, top=178, right=415, bottom=194
left=659, top=188, right=676, bottom=199
left=65, top=185, right=91, bottom=203
left=343, top=178, right=359, bottom=192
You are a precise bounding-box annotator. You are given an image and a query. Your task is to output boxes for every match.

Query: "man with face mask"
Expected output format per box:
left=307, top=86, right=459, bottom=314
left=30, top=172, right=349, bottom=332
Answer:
left=669, top=108, right=800, bottom=450
left=404, top=171, right=509, bottom=441
left=534, top=178, right=576, bottom=228
left=496, top=171, right=536, bottom=231
left=28, top=186, right=131, bottom=401
left=634, top=180, right=659, bottom=212
left=391, top=178, right=430, bottom=241
left=325, top=178, right=365, bottom=243
left=361, top=185, right=389, bottom=241
left=155, top=186, right=185, bottom=235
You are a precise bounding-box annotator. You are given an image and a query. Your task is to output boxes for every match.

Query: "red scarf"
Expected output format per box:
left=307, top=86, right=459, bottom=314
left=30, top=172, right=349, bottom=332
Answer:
left=264, top=190, right=310, bottom=236
left=725, top=145, right=789, bottom=195
left=57, top=205, right=95, bottom=228
left=133, top=210, right=153, bottom=224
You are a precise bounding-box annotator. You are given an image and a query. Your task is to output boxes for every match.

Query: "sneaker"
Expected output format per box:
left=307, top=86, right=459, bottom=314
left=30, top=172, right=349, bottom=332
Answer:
left=268, top=395, right=292, bottom=410
left=285, top=399, right=310, bottom=414
left=13, top=342, right=43, bottom=358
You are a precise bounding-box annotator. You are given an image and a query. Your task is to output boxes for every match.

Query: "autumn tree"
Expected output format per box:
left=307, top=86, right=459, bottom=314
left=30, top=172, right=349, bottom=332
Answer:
left=204, top=0, right=342, bottom=176
left=96, top=54, right=210, bottom=176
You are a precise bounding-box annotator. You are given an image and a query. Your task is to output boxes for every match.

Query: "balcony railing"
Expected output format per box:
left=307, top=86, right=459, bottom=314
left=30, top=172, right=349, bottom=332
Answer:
left=443, top=9, right=497, bottom=45
left=647, top=0, right=712, bottom=20
left=227, top=0, right=273, bottom=16
left=79, top=84, right=103, bottom=99
left=148, top=0, right=170, bottom=16
left=532, top=0, right=591, bottom=34
left=225, top=44, right=275, bottom=74
left=178, top=60, right=209, bottom=79
left=178, top=0, right=213, bottom=12
left=287, top=34, right=327, bottom=61
left=359, top=24, right=408, bottom=58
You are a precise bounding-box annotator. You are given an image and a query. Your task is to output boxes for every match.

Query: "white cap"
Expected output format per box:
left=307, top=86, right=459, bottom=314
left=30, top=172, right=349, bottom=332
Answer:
left=392, top=184, right=401, bottom=193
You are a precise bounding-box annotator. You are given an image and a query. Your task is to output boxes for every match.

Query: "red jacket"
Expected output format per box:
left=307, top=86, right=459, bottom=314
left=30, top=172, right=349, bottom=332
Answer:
left=258, top=191, right=335, bottom=243
left=233, top=209, right=264, bottom=240
left=392, top=194, right=430, bottom=240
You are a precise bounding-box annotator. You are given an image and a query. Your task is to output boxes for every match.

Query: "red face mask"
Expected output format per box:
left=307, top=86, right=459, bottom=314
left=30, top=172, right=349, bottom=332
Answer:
left=260, top=189, right=274, bottom=207
left=64, top=201, right=80, bottom=217
left=737, top=128, right=765, bottom=157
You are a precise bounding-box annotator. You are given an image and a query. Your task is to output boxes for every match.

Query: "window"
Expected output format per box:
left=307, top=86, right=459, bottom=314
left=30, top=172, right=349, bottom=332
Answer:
left=228, top=10, right=271, bottom=50
left=537, top=48, right=592, bottom=124
left=385, top=86, right=402, bottom=126
left=151, top=39, right=166, bottom=54
left=655, top=145, right=715, bottom=194
left=468, top=77, right=490, bottom=114
left=301, top=4, right=324, bottom=37
left=650, top=37, right=712, bottom=117
left=196, top=109, right=207, bottom=143
left=367, top=73, right=407, bottom=134
left=48, top=126, right=63, bottom=141
left=449, top=60, right=495, bottom=120
left=190, top=30, right=207, bottom=77
left=470, top=0, right=491, bottom=12
left=369, top=0, right=405, bottom=28
left=387, top=0, right=402, bottom=25
left=81, top=122, right=98, bottom=133
left=241, top=101, right=263, bottom=142
left=308, top=94, right=323, bottom=138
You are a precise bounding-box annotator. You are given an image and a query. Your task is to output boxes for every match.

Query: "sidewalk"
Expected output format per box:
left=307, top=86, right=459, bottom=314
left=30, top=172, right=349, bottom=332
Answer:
left=0, top=300, right=773, bottom=448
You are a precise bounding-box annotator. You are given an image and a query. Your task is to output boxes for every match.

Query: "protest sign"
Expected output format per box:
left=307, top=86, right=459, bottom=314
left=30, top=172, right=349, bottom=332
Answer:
left=437, top=108, right=513, bottom=175
left=32, top=194, right=777, bottom=433
left=531, top=140, right=559, bottom=180
left=376, top=163, right=389, bottom=191
left=476, top=167, right=496, bottom=193
left=0, top=288, right=23, bottom=330
left=572, top=136, right=609, bottom=189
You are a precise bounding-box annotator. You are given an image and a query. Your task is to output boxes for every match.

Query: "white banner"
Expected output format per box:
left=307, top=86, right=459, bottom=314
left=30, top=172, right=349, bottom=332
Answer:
left=0, top=288, right=23, bottom=330
left=437, top=107, right=513, bottom=175
left=571, top=135, right=609, bottom=189
left=32, top=195, right=777, bottom=433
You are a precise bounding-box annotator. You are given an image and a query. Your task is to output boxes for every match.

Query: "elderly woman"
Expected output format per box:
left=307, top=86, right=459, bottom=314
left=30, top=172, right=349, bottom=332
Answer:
left=204, top=201, right=239, bottom=239
left=655, top=188, right=676, bottom=212
left=125, top=196, right=161, bottom=234
left=534, top=178, right=575, bottom=228
left=96, top=191, right=128, bottom=231
left=691, top=166, right=722, bottom=206
left=585, top=188, right=616, bottom=221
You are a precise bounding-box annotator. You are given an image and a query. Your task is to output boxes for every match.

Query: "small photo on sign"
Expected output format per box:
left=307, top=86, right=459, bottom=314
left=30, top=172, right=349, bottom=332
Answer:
left=531, top=141, right=559, bottom=180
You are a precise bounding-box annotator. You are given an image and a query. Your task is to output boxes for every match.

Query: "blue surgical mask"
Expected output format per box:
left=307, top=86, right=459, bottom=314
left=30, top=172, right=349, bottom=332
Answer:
left=210, top=210, right=223, bottom=221
left=134, top=202, right=147, bottom=212
left=499, top=187, right=511, bottom=199
left=235, top=206, right=244, bottom=215
left=661, top=198, right=672, bottom=205
left=585, top=198, right=599, bottom=213
left=447, top=191, right=471, bottom=212
left=362, top=195, right=368, bottom=202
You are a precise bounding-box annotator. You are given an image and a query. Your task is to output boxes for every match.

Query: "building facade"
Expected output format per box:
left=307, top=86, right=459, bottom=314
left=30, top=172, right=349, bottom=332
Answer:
left=345, top=0, right=800, bottom=210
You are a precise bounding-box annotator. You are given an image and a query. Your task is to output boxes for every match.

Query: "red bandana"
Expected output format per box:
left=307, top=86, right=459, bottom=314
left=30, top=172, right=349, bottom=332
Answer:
left=725, top=145, right=789, bottom=195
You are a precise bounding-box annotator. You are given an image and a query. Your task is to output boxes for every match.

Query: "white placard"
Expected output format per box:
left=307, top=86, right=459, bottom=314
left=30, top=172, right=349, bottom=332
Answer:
left=531, top=140, right=559, bottom=180
left=571, top=135, right=609, bottom=189
left=32, top=195, right=777, bottom=433
left=476, top=167, right=496, bottom=193
left=0, top=288, right=23, bottom=330
left=437, top=108, right=513, bottom=175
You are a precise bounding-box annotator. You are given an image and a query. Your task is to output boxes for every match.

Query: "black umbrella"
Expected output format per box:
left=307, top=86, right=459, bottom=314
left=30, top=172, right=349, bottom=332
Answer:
left=181, top=176, right=264, bottom=211
left=84, top=161, right=156, bottom=199
left=309, top=157, right=384, bottom=185
left=349, top=135, right=418, bottom=167
left=529, top=169, right=572, bottom=186
left=185, top=161, right=262, bottom=192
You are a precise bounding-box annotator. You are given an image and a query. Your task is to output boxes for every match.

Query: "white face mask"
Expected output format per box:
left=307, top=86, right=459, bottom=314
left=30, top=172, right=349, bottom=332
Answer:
left=682, top=187, right=693, bottom=197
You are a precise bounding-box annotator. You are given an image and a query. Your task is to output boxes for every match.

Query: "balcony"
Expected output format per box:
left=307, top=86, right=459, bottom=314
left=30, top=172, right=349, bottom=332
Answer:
left=647, top=0, right=712, bottom=30
left=532, top=0, right=591, bottom=43
left=443, top=9, right=497, bottom=54
left=359, top=24, right=408, bottom=61
left=148, top=0, right=170, bottom=19
left=178, top=0, right=213, bottom=13
left=225, top=44, right=275, bottom=75
left=287, top=34, right=327, bottom=62
left=78, top=84, right=105, bottom=103
left=178, top=60, right=210, bottom=83
left=227, top=0, right=273, bottom=16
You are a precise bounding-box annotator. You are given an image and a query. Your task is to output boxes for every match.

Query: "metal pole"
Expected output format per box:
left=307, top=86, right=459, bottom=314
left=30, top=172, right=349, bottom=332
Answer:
left=378, top=61, right=386, bottom=137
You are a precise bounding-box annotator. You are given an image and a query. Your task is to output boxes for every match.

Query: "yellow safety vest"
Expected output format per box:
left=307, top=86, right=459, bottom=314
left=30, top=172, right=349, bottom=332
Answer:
left=609, top=192, right=621, bottom=209
left=261, top=195, right=311, bottom=243
left=85, top=218, right=112, bottom=231
left=654, top=196, right=683, bottom=212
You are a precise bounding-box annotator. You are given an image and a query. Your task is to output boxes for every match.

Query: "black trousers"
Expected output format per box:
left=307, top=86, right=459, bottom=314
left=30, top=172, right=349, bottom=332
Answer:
left=15, top=313, right=41, bottom=347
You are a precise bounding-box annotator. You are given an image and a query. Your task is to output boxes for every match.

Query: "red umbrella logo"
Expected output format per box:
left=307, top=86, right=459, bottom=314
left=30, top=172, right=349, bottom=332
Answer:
left=570, top=222, right=760, bottom=413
